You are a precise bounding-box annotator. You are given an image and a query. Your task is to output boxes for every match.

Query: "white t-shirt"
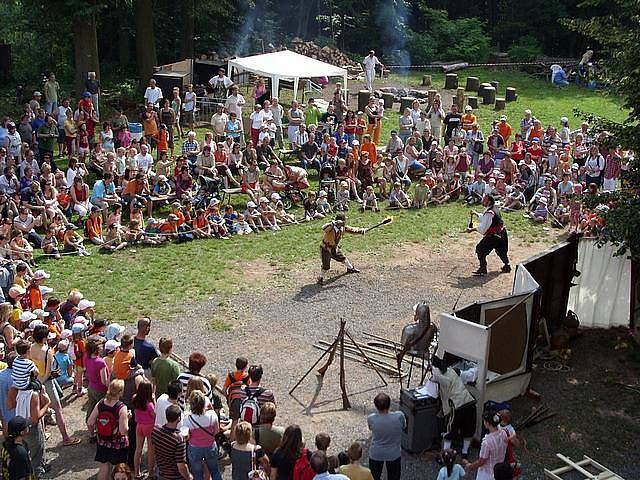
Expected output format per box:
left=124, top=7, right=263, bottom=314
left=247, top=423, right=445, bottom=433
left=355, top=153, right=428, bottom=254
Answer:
left=363, top=55, right=381, bottom=74
left=225, top=94, right=246, bottom=117
left=155, top=394, right=173, bottom=426
left=144, top=86, right=163, bottom=107
left=183, top=91, right=196, bottom=112
left=250, top=111, right=264, bottom=129
left=271, top=104, right=284, bottom=126
left=209, top=75, right=233, bottom=89
left=135, top=153, right=154, bottom=172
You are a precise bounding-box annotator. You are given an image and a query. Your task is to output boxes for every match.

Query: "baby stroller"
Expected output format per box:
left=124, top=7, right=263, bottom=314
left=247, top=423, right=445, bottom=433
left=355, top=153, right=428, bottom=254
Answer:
left=193, top=175, right=223, bottom=209
left=318, top=161, right=337, bottom=203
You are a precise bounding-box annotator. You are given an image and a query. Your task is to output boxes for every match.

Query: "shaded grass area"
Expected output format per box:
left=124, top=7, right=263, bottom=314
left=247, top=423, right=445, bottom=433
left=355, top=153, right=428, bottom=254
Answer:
left=41, top=202, right=556, bottom=324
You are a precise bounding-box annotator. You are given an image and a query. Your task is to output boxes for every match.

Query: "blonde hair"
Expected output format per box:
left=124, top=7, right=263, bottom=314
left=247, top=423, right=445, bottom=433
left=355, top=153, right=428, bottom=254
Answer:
left=235, top=421, right=252, bottom=444
left=0, top=302, right=12, bottom=323
left=107, top=379, right=125, bottom=401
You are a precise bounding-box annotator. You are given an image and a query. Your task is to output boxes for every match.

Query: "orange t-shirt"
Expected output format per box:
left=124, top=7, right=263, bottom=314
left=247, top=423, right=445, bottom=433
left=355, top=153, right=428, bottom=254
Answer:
left=498, top=123, right=512, bottom=145
left=361, top=142, right=377, bottom=165
left=194, top=216, right=208, bottom=229
left=74, top=339, right=86, bottom=368
left=156, top=130, right=169, bottom=152
left=28, top=284, right=43, bottom=310
left=223, top=370, right=251, bottom=390
left=86, top=215, right=103, bottom=240
left=112, top=349, right=135, bottom=380
left=461, top=113, right=476, bottom=130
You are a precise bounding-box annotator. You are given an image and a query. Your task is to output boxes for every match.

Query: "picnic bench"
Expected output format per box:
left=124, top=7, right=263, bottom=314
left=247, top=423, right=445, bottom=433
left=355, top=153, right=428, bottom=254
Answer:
left=220, top=187, right=243, bottom=206
left=147, top=194, right=177, bottom=218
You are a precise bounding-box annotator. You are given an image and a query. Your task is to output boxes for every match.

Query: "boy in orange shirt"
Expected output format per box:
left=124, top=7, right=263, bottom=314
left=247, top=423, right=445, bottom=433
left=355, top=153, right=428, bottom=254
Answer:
left=111, top=334, right=138, bottom=380
left=72, top=323, right=87, bottom=396
left=224, top=357, right=252, bottom=437
left=360, top=134, right=377, bottom=166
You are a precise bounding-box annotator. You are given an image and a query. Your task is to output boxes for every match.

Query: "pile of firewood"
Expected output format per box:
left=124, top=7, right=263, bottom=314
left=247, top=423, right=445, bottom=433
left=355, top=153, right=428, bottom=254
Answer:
left=289, top=38, right=361, bottom=73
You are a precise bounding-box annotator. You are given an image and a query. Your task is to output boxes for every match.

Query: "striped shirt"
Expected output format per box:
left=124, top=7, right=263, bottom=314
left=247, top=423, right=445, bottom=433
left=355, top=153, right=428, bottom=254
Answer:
left=176, top=371, right=212, bottom=410
left=152, top=425, right=187, bottom=480
left=11, top=357, right=37, bottom=390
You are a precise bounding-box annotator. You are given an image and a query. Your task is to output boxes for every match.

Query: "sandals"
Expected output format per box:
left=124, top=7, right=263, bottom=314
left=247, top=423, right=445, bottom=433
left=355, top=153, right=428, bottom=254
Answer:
left=63, top=437, right=82, bottom=446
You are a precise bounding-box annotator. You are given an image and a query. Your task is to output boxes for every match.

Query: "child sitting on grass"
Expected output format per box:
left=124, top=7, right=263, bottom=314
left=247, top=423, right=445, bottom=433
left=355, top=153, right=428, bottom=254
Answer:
left=304, top=191, right=325, bottom=221
left=361, top=185, right=379, bottom=212
left=193, top=209, right=212, bottom=238
left=431, top=177, right=450, bottom=205
left=62, top=224, right=91, bottom=256
left=258, top=197, right=280, bottom=231
left=144, top=218, right=166, bottom=243
left=389, top=181, right=410, bottom=209
left=41, top=226, right=61, bottom=259
left=316, top=190, right=332, bottom=216
left=104, top=223, right=128, bottom=251
left=269, top=193, right=297, bottom=225
left=413, top=177, right=430, bottom=209
left=207, top=203, right=231, bottom=238
left=243, top=201, right=265, bottom=232
left=336, top=181, right=350, bottom=211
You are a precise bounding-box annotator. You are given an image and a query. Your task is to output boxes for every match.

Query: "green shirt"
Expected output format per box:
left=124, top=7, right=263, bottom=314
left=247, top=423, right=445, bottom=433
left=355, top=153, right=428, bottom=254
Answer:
left=37, top=123, right=57, bottom=151
left=150, top=356, right=181, bottom=397
left=253, top=425, right=285, bottom=455
left=305, top=106, right=320, bottom=126
left=44, top=81, right=60, bottom=103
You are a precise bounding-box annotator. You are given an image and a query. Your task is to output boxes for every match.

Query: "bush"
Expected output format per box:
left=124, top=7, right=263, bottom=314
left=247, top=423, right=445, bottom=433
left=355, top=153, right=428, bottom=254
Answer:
left=508, top=35, right=544, bottom=61
left=407, top=8, right=491, bottom=65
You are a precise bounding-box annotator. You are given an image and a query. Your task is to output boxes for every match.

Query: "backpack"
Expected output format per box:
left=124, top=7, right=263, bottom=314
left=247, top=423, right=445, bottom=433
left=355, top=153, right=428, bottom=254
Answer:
left=96, top=400, right=124, bottom=440
left=239, top=387, right=264, bottom=425
left=226, top=371, right=250, bottom=414
left=292, top=448, right=314, bottom=480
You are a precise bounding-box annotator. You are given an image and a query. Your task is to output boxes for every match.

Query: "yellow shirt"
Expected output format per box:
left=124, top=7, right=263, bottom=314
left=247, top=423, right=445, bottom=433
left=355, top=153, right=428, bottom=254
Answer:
left=340, top=464, right=374, bottom=480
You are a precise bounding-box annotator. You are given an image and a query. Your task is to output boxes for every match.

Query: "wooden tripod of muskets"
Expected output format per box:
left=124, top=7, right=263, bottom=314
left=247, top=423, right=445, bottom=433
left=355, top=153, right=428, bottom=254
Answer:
left=289, top=319, right=388, bottom=410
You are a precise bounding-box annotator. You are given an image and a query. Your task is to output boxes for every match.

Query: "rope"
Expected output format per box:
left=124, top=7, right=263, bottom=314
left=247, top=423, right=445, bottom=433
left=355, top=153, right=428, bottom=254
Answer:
left=386, top=60, right=578, bottom=70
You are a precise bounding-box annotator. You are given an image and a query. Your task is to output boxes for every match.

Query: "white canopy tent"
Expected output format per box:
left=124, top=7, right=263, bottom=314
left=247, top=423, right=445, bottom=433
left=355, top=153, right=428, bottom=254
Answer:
left=227, top=50, right=348, bottom=102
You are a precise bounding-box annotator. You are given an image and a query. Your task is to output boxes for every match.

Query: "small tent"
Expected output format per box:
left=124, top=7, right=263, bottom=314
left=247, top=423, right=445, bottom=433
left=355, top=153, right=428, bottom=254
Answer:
left=227, top=50, right=348, bottom=101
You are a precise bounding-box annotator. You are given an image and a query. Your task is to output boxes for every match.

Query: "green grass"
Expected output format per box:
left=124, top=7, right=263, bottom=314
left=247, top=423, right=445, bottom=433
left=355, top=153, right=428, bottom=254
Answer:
left=42, top=203, right=553, bottom=324
left=37, top=67, right=625, bottom=324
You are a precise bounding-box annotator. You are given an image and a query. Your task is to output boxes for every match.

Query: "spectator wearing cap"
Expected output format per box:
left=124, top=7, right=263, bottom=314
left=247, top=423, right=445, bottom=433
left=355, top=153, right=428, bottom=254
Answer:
left=498, top=115, right=513, bottom=146
left=103, top=339, right=120, bottom=373
left=30, top=324, right=81, bottom=446
left=2, top=415, right=36, bottom=478
left=26, top=269, right=50, bottom=311
left=29, top=91, right=42, bottom=114
left=8, top=285, right=27, bottom=329
left=54, top=339, right=74, bottom=387
left=105, top=322, right=125, bottom=342
left=134, top=317, right=158, bottom=379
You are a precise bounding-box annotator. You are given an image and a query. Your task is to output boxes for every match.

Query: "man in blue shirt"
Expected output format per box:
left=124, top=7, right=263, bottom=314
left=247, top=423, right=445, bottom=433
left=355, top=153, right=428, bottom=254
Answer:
left=0, top=352, right=18, bottom=433
left=134, top=317, right=159, bottom=379
left=90, top=173, right=119, bottom=210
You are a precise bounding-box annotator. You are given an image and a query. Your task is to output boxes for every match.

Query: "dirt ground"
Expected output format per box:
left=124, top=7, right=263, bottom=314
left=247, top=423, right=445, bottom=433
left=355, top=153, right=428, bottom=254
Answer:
left=31, top=234, right=640, bottom=479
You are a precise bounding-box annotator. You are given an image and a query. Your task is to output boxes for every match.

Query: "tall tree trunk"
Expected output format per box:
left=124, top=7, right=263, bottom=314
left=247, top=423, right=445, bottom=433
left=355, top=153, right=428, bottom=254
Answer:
left=118, top=26, right=132, bottom=67
left=135, top=0, right=158, bottom=87
left=180, top=0, right=195, bottom=59
left=72, top=4, right=100, bottom=98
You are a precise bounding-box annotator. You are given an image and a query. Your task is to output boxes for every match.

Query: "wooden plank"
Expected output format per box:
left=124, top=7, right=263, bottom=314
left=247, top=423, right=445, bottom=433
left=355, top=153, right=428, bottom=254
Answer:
left=547, top=457, right=593, bottom=476
left=556, top=454, right=596, bottom=479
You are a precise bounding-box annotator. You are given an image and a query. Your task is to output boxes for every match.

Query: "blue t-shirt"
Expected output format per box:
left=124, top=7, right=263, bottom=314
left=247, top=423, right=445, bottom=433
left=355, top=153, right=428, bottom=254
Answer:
left=0, top=368, right=16, bottom=423
left=90, top=179, right=116, bottom=203
left=134, top=337, right=159, bottom=370
left=437, top=464, right=465, bottom=480
left=55, top=351, right=73, bottom=384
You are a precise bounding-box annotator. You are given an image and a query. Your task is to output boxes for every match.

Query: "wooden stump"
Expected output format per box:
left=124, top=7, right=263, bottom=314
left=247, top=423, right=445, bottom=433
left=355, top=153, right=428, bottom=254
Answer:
left=399, top=97, right=415, bottom=113
left=465, top=76, right=480, bottom=91
left=456, top=87, right=466, bottom=109
left=422, top=74, right=432, bottom=86
left=490, top=81, right=499, bottom=90
left=428, top=89, right=437, bottom=107
left=358, top=90, right=372, bottom=113
left=468, top=96, right=479, bottom=109
left=445, top=73, right=458, bottom=90
left=506, top=87, right=517, bottom=102
left=495, top=98, right=506, bottom=110
left=478, top=82, right=491, bottom=96
left=482, top=86, right=496, bottom=105
left=382, top=92, right=395, bottom=109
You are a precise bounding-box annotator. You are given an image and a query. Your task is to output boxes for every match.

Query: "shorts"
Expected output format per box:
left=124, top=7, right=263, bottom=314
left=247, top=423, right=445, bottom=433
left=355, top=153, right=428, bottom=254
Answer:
left=58, top=128, right=65, bottom=143
left=95, top=445, right=129, bottom=465
left=136, top=422, right=154, bottom=438
left=321, top=245, right=346, bottom=271
left=44, top=379, right=62, bottom=410
left=241, top=182, right=257, bottom=193
left=183, top=110, right=194, bottom=124
left=228, top=398, right=242, bottom=420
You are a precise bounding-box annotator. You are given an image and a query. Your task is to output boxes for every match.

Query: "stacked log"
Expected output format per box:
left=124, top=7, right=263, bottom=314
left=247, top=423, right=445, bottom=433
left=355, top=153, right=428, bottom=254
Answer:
left=290, top=38, right=359, bottom=71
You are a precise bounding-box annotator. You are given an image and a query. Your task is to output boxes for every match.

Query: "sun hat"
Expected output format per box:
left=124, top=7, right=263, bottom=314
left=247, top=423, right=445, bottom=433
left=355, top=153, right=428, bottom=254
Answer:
left=539, top=197, right=548, bottom=204
left=270, top=193, right=281, bottom=201
left=33, top=91, right=42, bottom=97
left=104, top=340, right=120, bottom=353
left=9, top=285, right=26, bottom=298
left=318, top=190, right=327, bottom=197
left=500, top=115, right=507, bottom=121
left=246, top=201, right=257, bottom=208
left=78, top=299, right=95, bottom=310
left=465, top=105, right=472, bottom=111
left=73, top=315, right=89, bottom=326
left=28, top=320, right=43, bottom=330
left=351, top=139, right=360, bottom=146
left=21, top=311, right=37, bottom=323
left=39, top=285, right=54, bottom=296
left=146, top=217, right=158, bottom=225
left=105, top=323, right=125, bottom=341
left=60, top=329, right=73, bottom=340
left=32, top=309, right=49, bottom=318
left=71, top=324, right=86, bottom=334
left=259, top=197, right=268, bottom=203
left=209, top=198, right=220, bottom=207
left=57, top=339, right=70, bottom=351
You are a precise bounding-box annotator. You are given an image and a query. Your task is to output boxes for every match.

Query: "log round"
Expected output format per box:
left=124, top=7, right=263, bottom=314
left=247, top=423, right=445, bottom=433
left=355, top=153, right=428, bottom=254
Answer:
left=467, top=96, right=478, bottom=109
left=495, top=98, right=506, bottom=110
left=506, top=87, right=518, bottom=102
left=466, top=76, right=480, bottom=91
left=445, top=73, right=458, bottom=90
left=358, top=90, right=372, bottom=112
left=382, top=92, right=395, bottom=109
left=422, top=74, right=432, bottom=86
left=399, top=97, right=416, bottom=113
left=482, top=86, right=496, bottom=105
